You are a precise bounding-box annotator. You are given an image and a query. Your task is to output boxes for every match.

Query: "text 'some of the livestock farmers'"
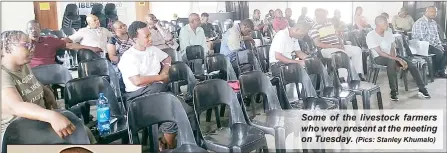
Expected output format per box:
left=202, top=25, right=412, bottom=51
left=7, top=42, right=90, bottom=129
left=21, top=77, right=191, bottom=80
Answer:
left=289, top=110, right=443, bottom=150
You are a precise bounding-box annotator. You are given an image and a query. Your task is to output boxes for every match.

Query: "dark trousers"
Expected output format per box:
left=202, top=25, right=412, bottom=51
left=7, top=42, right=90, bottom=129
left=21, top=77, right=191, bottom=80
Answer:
left=374, top=57, right=425, bottom=93
left=428, top=45, right=447, bottom=73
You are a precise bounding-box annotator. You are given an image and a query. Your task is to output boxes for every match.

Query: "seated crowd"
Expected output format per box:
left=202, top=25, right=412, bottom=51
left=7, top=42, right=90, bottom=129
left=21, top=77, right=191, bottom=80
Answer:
left=1, top=4, right=445, bottom=152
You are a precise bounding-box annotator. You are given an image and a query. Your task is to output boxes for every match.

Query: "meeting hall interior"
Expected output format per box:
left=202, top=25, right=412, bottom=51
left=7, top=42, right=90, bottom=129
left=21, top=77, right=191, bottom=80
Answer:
left=1, top=1, right=446, bottom=153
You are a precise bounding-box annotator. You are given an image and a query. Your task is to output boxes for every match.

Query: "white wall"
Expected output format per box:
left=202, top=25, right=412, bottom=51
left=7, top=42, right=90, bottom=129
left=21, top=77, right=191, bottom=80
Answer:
left=151, top=2, right=226, bottom=21
left=1, top=2, right=35, bottom=32
left=353, top=2, right=403, bottom=25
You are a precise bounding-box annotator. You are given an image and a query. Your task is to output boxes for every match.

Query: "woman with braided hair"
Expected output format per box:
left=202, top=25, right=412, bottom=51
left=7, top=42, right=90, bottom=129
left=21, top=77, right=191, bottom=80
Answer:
left=0, top=31, right=96, bottom=148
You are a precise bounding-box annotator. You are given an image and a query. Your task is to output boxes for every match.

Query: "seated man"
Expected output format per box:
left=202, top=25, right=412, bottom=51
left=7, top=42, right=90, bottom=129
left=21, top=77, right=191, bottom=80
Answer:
left=200, top=12, right=217, bottom=55
left=412, top=6, right=447, bottom=78
left=69, top=14, right=113, bottom=58
left=117, top=21, right=175, bottom=151
left=179, top=13, right=208, bottom=62
left=146, top=14, right=178, bottom=51
left=272, top=9, right=289, bottom=32
left=220, top=19, right=255, bottom=77
left=269, top=21, right=309, bottom=67
left=392, top=8, right=414, bottom=32
left=310, top=8, right=365, bottom=81
left=1, top=31, right=96, bottom=152
left=269, top=22, right=329, bottom=106
left=367, top=15, right=430, bottom=100
left=26, top=20, right=101, bottom=68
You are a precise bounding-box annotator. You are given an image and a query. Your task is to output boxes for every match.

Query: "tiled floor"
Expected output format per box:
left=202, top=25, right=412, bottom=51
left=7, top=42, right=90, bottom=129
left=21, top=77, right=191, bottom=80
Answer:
left=79, top=71, right=446, bottom=152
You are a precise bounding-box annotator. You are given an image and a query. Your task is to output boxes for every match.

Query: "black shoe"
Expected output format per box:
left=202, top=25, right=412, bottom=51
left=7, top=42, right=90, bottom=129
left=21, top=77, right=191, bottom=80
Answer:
left=358, top=74, right=366, bottom=81
left=435, top=72, right=447, bottom=78
left=418, top=89, right=431, bottom=98
left=390, top=92, right=399, bottom=101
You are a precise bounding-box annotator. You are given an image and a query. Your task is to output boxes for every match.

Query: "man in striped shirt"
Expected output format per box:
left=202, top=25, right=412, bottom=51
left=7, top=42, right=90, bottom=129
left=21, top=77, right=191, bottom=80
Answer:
left=309, top=8, right=365, bottom=80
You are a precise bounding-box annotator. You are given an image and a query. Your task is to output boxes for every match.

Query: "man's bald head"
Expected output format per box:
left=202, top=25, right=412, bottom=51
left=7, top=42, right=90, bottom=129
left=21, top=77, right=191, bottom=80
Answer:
left=289, top=21, right=312, bottom=39
left=112, top=20, right=127, bottom=34
left=188, top=13, right=201, bottom=29
left=26, top=20, right=41, bottom=40
left=425, top=6, right=437, bottom=19
left=60, top=147, right=93, bottom=153
left=86, top=14, right=100, bottom=28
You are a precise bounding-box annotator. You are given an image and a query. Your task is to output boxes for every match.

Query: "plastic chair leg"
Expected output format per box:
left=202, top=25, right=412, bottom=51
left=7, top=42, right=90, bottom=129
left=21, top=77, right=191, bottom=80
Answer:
left=377, top=91, right=383, bottom=110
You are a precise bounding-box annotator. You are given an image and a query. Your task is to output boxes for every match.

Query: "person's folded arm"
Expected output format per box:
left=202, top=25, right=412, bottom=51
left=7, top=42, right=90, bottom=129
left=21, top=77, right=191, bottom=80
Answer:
left=227, top=30, right=243, bottom=51
left=275, top=52, right=299, bottom=64
left=65, top=42, right=98, bottom=51
left=106, top=44, right=120, bottom=63
left=199, top=28, right=209, bottom=54
left=128, top=75, right=163, bottom=87
left=160, top=56, right=172, bottom=75
left=2, top=87, right=56, bottom=123
left=42, top=85, right=58, bottom=109
left=312, top=37, right=339, bottom=49
left=179, top=27, right=190, bottom=53
left=309, top=29, right=339, bottom=49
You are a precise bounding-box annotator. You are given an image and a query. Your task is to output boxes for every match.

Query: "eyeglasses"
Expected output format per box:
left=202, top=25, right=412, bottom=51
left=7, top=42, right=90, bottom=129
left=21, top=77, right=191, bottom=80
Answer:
left=10, top=42, right=35, bottom=51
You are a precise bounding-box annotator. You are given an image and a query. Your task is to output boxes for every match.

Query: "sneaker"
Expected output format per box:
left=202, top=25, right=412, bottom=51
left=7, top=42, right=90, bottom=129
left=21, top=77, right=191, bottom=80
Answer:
left=435, top=72, right=447, bottom=78
left=418, top=89, right=431, bottom=98
left=390, top=91, right=399, bottom=101
left=390, top=94, right=399, bottom=101
left=358, top=74, right=366, bottom=81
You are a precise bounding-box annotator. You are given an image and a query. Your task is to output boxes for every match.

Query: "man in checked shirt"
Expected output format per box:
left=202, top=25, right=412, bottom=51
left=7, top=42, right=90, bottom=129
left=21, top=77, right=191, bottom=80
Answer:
left=412, top=6, right=447, bottom=78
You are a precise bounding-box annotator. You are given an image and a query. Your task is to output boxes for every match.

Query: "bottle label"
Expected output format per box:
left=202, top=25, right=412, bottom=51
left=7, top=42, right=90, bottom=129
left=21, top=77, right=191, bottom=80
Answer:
left=97, top=107, right=110, bottom=122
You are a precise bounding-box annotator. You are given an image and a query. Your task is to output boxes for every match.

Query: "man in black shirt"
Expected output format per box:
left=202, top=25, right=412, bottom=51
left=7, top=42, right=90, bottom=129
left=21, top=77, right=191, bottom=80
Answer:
left=200, top=13, right=216, bottom=39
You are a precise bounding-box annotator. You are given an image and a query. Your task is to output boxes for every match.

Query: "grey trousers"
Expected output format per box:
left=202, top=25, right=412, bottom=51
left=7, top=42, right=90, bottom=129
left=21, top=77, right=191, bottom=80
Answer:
left=374, top=56, right=425, bottom=93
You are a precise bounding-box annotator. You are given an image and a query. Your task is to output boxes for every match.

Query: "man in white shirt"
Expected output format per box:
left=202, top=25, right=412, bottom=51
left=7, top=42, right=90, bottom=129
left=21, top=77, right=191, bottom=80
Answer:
left=269, top=22, right=322, bottom=103
left=366, top=15, right=430, bottom=101
left=179, top=13, right=208, bottom=62
left=269, top=22, right=309, bottom=67
left=117, top=21, right=176, bottom=150
left=69, top=14, right=113, bottom=58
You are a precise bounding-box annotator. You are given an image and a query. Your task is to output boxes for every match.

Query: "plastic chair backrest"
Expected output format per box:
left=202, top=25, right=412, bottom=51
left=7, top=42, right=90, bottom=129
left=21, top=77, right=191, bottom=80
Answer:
left=193, top=79, right=246, bottom=125
left=304, top=57, right=333, bottom=88
left=78, top=59, right=122, bottom=99
left=2, top=110, right=89, bottom=153
left=239, top=71, right=282, bottom=111
left=76, top=49, right=101, bottom=63
left=162, top=48, right=178, bottom=62
left=32, top=64, right=73, bottom=85
left=63, top=76, right=123, bottom=117
left=255, top=45, right=270, bottom=72
left=127, top=93, right=197, bottom=145
left=330, top=51, right=354, bottom=81
left=61, top=27, right=76, bottom=36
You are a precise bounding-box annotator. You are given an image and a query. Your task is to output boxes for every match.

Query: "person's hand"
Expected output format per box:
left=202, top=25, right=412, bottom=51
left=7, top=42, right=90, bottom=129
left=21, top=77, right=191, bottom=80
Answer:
left=242, top=36, right=255, bottom=44
left=295, top=59, right=306, bottom=66
left=159, top=73, right=169, bottom=83
left=48, top=111, right=76, bottom=138
left=397, top=58, right=408, bottom=70
left=89, top=47, right=103, bottom=52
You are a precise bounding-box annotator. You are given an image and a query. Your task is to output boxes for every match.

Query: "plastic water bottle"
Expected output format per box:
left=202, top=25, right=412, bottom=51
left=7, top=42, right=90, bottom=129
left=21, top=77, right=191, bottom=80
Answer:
left=63, top=51, right=70, bottom=68
left=97, top=93, right=111, bottom=136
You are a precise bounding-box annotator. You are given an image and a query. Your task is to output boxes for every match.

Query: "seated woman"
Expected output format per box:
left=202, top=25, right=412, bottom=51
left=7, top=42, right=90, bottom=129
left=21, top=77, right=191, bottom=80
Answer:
left=107, top=20, right=132, bottom=90
left=117, top=21, right=175, bottom=151
left=0, top=31, right=96, bottom=149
